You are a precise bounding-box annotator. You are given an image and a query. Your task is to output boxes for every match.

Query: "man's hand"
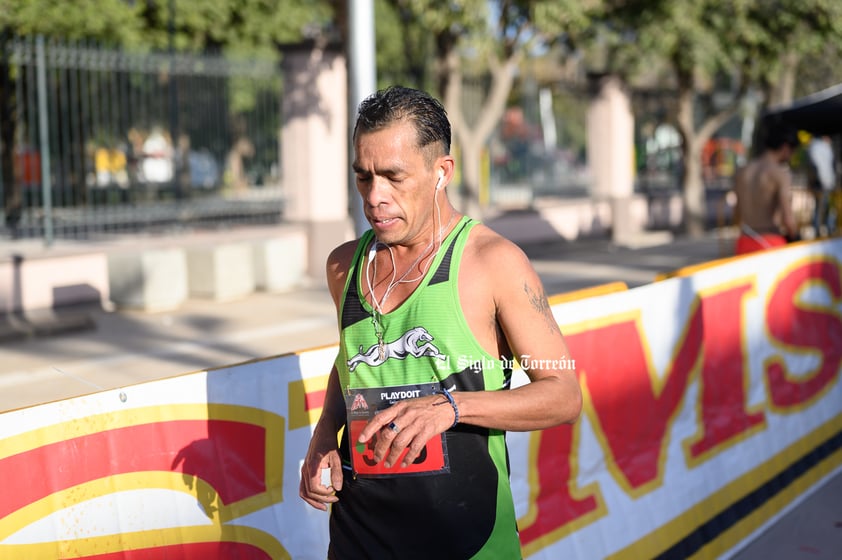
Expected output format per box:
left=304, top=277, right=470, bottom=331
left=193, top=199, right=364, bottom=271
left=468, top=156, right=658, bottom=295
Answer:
left=357, top=394, right=457, bottom=469
left=299, top=437, right=344, bottom=511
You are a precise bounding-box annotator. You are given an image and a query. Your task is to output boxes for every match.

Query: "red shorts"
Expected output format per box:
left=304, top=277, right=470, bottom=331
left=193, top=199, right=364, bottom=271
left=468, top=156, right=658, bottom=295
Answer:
left=735, top=233, right=787, bottom=255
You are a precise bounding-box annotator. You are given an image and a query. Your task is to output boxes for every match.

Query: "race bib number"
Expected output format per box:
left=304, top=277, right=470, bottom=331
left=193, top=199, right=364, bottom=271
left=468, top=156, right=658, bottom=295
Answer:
left=345, top=383, right=449, bottom=478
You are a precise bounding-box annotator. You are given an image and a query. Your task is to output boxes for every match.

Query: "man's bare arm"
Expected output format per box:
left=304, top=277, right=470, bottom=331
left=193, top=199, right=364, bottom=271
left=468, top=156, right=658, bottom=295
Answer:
left=454, top=239, right=582, bottom=431
left=299, top=365, right=346, bottom=510
left=299, top=242, right=358, bottom=510
left=776, top=169, right=798, bottom=237
left=732, top=168, right=744, bottom=226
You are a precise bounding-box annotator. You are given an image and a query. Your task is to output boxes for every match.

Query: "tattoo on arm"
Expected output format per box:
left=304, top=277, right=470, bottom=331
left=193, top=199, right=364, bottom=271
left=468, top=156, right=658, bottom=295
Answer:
left=524, top=282, right=558, bottom=333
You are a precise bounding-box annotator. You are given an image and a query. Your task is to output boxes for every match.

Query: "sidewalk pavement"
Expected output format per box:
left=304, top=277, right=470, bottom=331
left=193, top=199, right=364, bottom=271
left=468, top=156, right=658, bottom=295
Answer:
left=0, top=229, right=732, bottom=412
left=0, top=227, right=839, bottom=558
left=730, top=468, right=842, bottom=559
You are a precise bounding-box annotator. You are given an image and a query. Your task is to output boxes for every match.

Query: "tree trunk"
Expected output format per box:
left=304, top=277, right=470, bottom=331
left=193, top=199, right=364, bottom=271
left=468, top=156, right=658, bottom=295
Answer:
left=459, top=138, right=483, bottom=218
left=676, top=87, right=706, bottom=236
left=774, top=50, right=799, bottom=107
left=681, top=137, right=707, bottom=237
left=675, top=79, right=742, bottom=237
left=440, top=46, right=519, bottom=219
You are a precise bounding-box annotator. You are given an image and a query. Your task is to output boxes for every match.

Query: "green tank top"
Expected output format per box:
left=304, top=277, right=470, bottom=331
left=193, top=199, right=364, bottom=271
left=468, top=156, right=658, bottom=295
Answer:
left=329, top=216, right=522, bottom=560
left=337, top=216, right=511, bottom=393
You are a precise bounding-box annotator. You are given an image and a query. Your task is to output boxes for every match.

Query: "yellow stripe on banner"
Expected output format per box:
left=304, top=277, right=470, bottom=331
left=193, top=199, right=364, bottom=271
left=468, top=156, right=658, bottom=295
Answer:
left=657, top=238, right=834, bottom=281
left=519, top=423, right=609, bottom=557
left=0, top=472, right=197, bottom=540
left=656, top=255, right=740, bottom=281
left=0, top=523, right=290, bottom=560
left=608, top=412, right=842, bottom=560
left=548, top=281, right=628, bottom=305
left=0, top=404, right=286, bottom=536
left=288, top=374, right=331, bottom=430
left=0, top=404, right=279, bottom=459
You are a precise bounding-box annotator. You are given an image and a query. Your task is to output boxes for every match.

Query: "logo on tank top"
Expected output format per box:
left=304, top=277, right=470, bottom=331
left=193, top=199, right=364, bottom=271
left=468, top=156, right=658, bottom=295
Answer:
left=350, top=392, right=369, bottom=411
left=347, top=326, right=447, bottom=372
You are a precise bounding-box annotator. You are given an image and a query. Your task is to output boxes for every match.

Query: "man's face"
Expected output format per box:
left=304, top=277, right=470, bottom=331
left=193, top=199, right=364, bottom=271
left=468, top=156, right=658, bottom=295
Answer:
left=353, top=120, right=442, bottom=247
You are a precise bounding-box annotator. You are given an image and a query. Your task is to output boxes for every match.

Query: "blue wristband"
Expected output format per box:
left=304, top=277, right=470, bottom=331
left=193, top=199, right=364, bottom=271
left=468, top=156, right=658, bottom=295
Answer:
left=434, top=389, right=459, bottom=429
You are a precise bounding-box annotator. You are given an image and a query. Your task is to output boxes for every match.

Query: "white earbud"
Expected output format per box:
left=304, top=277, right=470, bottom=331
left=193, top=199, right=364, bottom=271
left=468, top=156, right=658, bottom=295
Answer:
left=435, top=169, right=444, bottom=190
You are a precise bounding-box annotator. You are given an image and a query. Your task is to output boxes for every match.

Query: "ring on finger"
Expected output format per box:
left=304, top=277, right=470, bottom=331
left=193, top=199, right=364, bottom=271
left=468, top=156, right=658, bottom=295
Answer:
left=388, top=421, right=400, bottom=434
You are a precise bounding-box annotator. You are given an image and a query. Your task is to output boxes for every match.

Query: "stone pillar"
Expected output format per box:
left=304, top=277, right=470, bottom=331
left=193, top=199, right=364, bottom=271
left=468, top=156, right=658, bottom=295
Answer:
left=281, top=42, right=354, bottom=283
left=586, top=74, right=642, bottom=244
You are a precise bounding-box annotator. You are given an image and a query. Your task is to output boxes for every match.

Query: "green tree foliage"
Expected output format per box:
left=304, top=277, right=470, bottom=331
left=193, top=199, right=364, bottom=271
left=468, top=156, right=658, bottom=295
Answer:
left=0, top=0, right=334, bottom=54
left=0, top=0, right=336, bottom=121
left=135, top=0, right=334, bottom=54
left=0, top=0, right=142, bottom=44
left=537, top=0, right=842, bottom=235
left=739, top=0, right=842, bottom=106
left=0, top=0, right=334, bottom=225
left=795, top=42, right=842, bottom=99
left=376, top=0, right=591, bottom=215
left=638, top=0, right=841, bottom=234
left=373, top=0, right=434, bottom=89
left=5, top=0, right=840, bottom=229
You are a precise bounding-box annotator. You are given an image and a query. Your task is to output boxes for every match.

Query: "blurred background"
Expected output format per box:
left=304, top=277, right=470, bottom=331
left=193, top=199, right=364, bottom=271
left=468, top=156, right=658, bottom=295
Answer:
left=1, top=0, right=840, bottom=244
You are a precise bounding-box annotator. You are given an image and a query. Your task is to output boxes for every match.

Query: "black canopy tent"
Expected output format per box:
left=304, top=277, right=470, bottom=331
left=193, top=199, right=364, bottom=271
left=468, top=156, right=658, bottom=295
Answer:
left=761, top=83, right=842, bottom=136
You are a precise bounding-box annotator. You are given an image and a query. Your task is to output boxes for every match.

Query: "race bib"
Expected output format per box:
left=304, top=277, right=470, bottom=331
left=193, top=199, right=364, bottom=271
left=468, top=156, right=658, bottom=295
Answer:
left=345, top=383, right=450, bottom=478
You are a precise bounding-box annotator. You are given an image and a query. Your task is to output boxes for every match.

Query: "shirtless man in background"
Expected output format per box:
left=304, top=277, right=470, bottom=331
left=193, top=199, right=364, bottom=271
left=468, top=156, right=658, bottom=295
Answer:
left=733, top=124, right=801, bottom=255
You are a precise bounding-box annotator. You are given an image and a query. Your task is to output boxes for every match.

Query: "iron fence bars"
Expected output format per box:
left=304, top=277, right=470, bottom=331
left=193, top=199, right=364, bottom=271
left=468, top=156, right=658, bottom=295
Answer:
left=0, top=36, right=283, bottom=241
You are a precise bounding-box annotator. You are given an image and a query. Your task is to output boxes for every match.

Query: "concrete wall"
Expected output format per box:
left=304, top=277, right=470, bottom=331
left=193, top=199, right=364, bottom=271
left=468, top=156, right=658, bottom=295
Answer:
left=586, top=74, right=641, bottom=244
left=0, top=251, right=110, bottom=314
left=0, top=194, right=686, bottom=315
left=106, top=225, right=310, bottom=312
left=281, top=43, right=354, bottom=282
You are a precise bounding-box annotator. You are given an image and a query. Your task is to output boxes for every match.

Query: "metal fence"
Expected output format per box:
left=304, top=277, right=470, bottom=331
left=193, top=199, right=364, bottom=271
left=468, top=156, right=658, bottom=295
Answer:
left=0, top=36, right=283, bottom=242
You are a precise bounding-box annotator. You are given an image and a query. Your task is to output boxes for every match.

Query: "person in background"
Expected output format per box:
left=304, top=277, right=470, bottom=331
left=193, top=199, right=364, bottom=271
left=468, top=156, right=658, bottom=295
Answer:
left=733, top=124, right=801, bottom=255
left=806, top=134, right=837, bottom=237
left=299, top=86, right=582, bottom=559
